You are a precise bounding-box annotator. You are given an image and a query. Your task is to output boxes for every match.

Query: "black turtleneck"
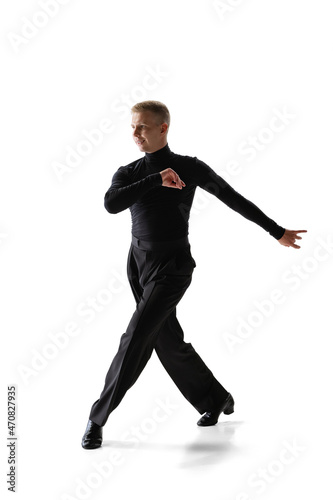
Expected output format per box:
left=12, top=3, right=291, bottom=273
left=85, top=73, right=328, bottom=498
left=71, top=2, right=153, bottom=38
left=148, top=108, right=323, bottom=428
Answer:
left=104, top=144, right=285, bottom=242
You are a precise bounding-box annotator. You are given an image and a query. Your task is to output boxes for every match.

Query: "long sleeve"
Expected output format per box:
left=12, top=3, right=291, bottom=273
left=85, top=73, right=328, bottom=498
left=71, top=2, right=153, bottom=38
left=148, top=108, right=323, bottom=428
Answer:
left=104, top=167, right=162, bottom=214
left=194, top=159, right=285, bottom=239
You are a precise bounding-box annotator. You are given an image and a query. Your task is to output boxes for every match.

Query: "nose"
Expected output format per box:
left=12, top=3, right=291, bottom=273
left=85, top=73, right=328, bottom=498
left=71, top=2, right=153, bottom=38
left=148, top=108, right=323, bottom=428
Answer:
left=133, top=127, right=140, bottom=137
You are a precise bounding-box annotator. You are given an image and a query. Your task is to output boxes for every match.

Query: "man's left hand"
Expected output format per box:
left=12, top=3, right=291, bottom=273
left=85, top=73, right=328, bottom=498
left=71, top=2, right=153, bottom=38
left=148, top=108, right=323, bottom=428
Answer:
left=278, top=229, right=307, bottom=249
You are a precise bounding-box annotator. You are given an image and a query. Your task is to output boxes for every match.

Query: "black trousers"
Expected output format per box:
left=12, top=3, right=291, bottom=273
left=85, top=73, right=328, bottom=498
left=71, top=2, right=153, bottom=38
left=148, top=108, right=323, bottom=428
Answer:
left=89, top=235, right=229, bottom=427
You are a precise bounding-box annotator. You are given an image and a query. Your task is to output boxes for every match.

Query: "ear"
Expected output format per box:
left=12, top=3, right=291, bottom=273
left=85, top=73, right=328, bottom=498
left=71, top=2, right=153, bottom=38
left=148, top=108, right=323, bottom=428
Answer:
left=160, top=123, right=168, bottom=135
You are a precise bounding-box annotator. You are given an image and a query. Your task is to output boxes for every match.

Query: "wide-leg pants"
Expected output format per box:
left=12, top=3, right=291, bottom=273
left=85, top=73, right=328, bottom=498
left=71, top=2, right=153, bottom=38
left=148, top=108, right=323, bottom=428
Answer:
left=89, top=235, right=229, bottom=427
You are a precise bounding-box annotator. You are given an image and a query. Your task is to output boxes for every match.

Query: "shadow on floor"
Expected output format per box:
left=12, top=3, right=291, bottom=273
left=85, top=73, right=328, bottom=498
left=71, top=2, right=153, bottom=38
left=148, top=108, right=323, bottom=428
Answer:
left=178, top=420, right=244, bottom=468
left=102, top=420, right=245, bottom=468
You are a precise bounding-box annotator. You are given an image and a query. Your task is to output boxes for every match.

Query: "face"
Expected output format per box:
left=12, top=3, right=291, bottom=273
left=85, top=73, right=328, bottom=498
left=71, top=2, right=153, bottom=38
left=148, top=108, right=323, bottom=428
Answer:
left=131, top=111, right=168, bottom=153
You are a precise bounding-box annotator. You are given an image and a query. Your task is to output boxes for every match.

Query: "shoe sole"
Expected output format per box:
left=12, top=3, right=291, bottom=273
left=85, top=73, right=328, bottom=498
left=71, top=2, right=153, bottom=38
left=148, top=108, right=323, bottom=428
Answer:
left=81, top=441, right=102, bottom=449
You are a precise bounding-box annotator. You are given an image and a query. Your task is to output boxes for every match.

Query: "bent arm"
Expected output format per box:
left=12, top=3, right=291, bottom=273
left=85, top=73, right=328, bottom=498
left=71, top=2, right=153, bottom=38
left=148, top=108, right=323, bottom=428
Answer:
left=195, top=159, right=285, bottom=239
left=104, top=168, right=162, bottom=214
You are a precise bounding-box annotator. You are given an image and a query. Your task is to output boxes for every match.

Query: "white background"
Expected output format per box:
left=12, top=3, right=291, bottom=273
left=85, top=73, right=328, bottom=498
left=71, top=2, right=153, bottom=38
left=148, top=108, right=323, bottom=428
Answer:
left=1, top=1, right=332, bottom=499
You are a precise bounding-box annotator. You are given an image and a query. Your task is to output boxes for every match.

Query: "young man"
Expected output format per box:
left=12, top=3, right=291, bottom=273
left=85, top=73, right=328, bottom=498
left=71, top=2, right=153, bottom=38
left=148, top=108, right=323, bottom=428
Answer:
left=81, top=100, right=306, bottom=449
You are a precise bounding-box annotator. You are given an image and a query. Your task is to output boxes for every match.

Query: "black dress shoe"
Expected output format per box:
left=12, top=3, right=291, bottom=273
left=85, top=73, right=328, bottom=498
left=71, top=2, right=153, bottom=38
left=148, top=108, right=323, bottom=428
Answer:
left=197, top=393, right=234, bottom=426
left=81, top=419, right=103, bottom=449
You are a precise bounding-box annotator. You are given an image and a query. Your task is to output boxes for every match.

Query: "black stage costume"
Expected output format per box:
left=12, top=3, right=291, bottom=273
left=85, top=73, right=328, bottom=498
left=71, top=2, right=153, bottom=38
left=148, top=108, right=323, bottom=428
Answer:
left=89, top=144, right=285, bottom=426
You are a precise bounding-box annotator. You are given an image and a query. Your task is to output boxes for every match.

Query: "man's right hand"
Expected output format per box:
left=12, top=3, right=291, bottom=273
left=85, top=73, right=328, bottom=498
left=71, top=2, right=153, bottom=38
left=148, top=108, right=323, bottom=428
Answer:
left=160, top=168, right=186, bottom=189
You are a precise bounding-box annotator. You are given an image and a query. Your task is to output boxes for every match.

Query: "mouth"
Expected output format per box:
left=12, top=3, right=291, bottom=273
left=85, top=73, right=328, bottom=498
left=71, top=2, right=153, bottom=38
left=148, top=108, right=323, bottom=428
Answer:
left=136, top=140, right=145, bottom=146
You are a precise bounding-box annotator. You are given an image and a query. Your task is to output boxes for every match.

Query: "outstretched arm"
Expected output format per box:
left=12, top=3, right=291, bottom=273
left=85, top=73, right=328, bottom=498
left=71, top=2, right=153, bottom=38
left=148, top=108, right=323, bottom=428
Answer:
left=191, top=159, right=307, bottom=248
left=158, top=163, right=307, bottom=250
left=193, top=159, right=285, bottom=239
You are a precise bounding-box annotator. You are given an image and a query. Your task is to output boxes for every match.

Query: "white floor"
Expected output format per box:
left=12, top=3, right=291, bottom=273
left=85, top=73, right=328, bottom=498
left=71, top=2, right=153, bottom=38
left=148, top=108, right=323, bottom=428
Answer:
left=4, top=314, right=332, bottom=500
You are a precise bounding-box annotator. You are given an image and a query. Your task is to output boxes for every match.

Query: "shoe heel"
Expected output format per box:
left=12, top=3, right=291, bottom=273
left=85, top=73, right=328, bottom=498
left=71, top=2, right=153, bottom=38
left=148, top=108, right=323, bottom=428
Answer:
left=223, top=405, right=234, bottom=415
left=223, top=395, right=234, bottom=415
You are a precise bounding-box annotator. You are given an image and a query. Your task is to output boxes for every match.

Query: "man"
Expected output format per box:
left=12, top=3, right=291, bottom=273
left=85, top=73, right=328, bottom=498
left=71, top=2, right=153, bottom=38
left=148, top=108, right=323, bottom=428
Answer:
left=81, top=100, right=306, bottom=449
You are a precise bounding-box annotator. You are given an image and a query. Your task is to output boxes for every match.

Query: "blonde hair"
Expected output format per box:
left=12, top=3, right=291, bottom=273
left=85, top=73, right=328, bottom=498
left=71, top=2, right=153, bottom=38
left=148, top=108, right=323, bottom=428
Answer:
left=131, top=100, right=170, bottom=127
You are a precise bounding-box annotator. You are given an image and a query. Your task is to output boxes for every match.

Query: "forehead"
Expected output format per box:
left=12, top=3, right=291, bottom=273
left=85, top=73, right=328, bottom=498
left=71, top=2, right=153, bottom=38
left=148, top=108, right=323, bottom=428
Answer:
left=131, top=110, right=157, bottom=125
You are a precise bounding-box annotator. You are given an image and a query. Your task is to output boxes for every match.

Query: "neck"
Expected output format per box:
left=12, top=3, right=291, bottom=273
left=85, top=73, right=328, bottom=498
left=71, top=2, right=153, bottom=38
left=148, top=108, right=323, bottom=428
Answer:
left=145, top=143, right=171, bottom=162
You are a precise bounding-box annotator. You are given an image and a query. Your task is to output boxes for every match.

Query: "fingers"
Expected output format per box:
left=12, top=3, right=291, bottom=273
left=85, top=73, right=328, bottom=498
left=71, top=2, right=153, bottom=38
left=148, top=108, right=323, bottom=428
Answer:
left=171, top=170, right=185, bottom=189
left=291, top=230, right=307, bottom=248
left=161, top=168, right=186, bottom=189
left=293, top=230, right=307, bottom=237
left=171, top=175, right=185, bottom=189
left=279, top=229, right=307, bottom=249
left=291, top=230, right=307, bottom=246
left=175, top=178, right=186, bottom=188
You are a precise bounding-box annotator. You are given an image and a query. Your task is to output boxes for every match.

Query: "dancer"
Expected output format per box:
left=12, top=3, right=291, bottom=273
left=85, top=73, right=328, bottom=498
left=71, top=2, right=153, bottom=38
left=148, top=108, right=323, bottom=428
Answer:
left=82, top=100, right=306, bottom=449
